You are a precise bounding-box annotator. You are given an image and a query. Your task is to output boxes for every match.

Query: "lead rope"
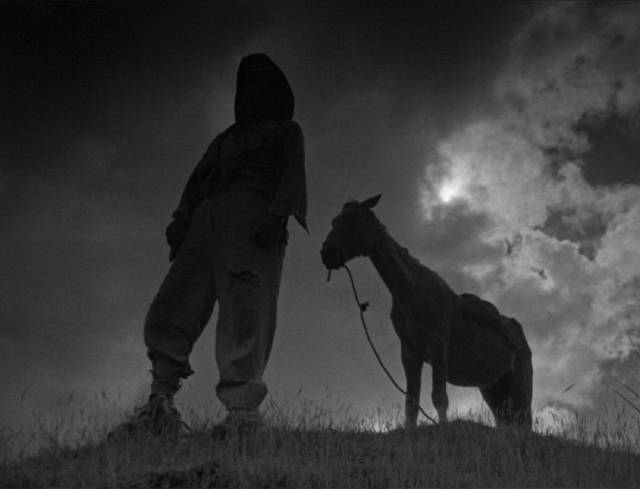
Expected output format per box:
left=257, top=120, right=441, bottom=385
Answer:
left=339, top=264, right=437, bottom=425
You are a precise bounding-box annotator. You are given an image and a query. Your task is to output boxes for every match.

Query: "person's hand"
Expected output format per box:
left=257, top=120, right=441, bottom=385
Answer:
left=251, top=214, right=286, bottom=249
left=166, top=214, right=191, bottom=261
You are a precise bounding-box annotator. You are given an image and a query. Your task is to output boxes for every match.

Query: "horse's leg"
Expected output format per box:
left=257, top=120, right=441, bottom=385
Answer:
left=401, top=341, right=422, bottom=429
left=480, top=373, right=511, bottom=426
left=430, top=337, right=449, bottom=423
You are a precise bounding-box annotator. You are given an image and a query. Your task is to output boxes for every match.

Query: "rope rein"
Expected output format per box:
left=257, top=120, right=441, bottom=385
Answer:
left=342, top=264, right=437, bottom=425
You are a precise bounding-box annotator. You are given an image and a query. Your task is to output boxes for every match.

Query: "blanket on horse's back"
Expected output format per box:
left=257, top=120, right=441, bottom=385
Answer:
left=459, top=293, right=521, bottom=350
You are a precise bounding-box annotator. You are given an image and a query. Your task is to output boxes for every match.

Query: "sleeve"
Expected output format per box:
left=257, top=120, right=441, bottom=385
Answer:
left=268, top=121, right=308, bottom=232
left=172, top=132, right=225, bottom=220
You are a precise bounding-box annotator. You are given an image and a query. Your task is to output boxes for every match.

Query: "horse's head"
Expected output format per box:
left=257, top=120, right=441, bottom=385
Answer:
left=321, top=194, right=382, bottom=270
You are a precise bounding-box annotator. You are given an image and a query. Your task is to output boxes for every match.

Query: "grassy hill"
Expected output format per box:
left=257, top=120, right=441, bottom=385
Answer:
left=2, top=419, right=639, bottom=488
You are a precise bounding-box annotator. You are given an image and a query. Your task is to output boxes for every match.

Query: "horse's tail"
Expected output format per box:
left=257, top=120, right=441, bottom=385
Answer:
left=509, top=317, right=531, bottom=353
left=508, top=318, right=533, bottom=429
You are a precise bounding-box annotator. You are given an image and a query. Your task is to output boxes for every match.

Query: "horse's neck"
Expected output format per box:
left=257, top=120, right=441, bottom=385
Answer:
left=368, top=223, right=419, bottom=298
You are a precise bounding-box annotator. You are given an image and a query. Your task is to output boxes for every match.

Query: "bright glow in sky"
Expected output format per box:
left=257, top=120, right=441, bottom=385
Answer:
left=433, top=155, right=473, bottom=205
left=437, top=177, right=464, bottom=203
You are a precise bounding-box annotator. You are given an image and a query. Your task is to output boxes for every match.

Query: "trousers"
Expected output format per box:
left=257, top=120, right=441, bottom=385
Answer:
left=144, top=188, right=285, bottom=410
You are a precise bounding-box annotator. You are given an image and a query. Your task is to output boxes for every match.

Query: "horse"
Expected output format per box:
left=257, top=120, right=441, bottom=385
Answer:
left=321, top=194, right=533, bottom=429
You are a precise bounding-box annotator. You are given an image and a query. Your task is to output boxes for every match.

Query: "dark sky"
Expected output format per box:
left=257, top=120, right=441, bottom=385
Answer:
left=2, top=1, right=640, bottom=437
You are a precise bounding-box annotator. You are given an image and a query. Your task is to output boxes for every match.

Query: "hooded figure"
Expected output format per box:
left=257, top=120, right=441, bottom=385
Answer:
left=111, top=54, right=307, bottom=439
left=169, top=54, right=306, bottom=239
left=234, top=53, right=294, bottom=123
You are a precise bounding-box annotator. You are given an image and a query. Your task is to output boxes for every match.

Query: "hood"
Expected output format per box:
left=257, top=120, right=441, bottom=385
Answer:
left=234, top=53, right=294, bottom=123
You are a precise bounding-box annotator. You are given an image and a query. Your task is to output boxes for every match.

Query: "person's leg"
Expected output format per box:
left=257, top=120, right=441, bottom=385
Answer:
left=214, top=257, right=283, bottom=411
left=108, top=199, right=217, bottom=439
left=144, top=198, right=217, bottom=398
left=213, top=198, right=285, bottom=417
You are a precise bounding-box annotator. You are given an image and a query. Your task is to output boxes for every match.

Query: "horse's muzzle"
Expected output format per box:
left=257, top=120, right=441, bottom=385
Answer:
left=320, top=242, right=343, bottom=270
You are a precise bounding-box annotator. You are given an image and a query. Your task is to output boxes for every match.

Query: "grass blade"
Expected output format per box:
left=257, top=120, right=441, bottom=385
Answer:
left=613, top=388, right=640, bottom=416
left=613, top=377, right=640, bottom=399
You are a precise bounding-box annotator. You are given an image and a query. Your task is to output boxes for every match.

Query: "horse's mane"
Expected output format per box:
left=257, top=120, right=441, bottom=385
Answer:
left=343, top=199, right=427, bottom=273
left=371, top=212, right=425, bottom=272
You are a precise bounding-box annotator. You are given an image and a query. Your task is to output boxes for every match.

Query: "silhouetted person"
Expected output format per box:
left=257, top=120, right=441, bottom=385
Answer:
left=112, top=53, right=306, bottom=438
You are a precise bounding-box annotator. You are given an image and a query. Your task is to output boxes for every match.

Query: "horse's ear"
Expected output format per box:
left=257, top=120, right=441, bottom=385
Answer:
left=361, top=194, right=382, bottom=209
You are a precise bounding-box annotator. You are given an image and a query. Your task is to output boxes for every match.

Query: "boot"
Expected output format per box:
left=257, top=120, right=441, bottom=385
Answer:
left=108, top=393, right=186, bottom=441
left=211, top=407, right=262, bottom=440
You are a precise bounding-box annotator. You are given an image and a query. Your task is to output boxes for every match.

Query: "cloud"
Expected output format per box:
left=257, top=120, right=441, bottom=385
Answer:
left=420, top=2, right=640, bottom=411
left=496, top=1, right=640, bottom=153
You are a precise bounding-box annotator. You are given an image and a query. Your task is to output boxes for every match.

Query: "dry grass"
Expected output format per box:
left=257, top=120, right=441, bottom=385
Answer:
left=1, top=401, right=639, bottom=488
